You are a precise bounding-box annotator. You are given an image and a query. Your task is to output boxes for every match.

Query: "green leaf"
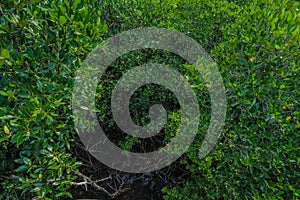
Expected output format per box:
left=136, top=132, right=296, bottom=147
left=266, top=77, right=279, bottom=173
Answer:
left=0, top=136, right=8, bottom=143
left=55, top=192, right=65, bottom=198
left=65, top=192, right=73, bottom=198
left=4, top=125, right=10, bottom=135
left=73, top=0, right=80, bottom=9
left=136, top=10, right=142, bottom=16
left=59, top=16, right=67, bottom=25
left=15, top=165, right=29, bottom=172
left=58, top=167, right=63, bottom=177
left=16, top=133, right=25, bottom=146
left=280, top=84, right=286, bottom=89
left=1, top=49, right=10, bottom=59
left=22, top=157, right=30, bottom=165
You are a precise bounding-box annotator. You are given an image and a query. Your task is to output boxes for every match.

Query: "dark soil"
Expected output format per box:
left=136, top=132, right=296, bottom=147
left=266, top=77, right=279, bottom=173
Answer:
left=70, top=173, right=164, bottom=200
left=69, top=144, right=185, bottom=200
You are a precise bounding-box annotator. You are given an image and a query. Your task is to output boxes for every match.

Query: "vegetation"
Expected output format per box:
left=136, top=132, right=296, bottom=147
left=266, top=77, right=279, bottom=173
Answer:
left=0, top=0, right=299, bottom=199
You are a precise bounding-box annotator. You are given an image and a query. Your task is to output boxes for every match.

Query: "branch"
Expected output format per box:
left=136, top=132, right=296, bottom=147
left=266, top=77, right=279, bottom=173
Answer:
left=72, top=172, right=130, bottom=198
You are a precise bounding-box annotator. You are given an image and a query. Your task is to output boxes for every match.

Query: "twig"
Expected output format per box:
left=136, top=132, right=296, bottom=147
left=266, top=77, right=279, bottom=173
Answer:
left=72, top=172, right=130, bottom=198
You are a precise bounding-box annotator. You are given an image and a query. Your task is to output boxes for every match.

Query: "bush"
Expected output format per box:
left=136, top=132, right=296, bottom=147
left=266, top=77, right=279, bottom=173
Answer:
left=1, top=0, right=299, bottom=199
left=163, top=0, right=300, bottom=199
left=0, top=0, right=107, bottom=198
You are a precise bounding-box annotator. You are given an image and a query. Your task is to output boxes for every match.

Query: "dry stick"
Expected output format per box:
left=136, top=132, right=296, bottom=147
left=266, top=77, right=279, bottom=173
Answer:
left=1, top=172, right=126, bottom=198
left=0, top=175, right=21, bottom=181
left=72, top=172, right=113, bottom=197
left=72, top=172, right=130, bottom=198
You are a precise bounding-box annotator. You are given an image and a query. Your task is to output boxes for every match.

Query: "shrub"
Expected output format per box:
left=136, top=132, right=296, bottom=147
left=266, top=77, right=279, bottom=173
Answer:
left=0, top=0, right=107, bottom=198
left=1, top=0, right=299, bottom=199
left=163, top=0, right=300, bottom=199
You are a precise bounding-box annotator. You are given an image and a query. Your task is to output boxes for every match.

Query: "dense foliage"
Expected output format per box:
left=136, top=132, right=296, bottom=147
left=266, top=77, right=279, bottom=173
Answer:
left=0, top=0, right=299, bottom=199
left=0, top=0, right=106, bottom=198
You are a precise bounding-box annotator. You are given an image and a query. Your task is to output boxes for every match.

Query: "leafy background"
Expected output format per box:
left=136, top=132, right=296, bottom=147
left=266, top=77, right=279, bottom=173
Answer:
left=0, top=0, right=299, bottom=199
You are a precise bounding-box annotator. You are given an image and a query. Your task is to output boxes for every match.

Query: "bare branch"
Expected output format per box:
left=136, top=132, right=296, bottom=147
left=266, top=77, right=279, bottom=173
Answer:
left=72, top=172, right=130, bottom=198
